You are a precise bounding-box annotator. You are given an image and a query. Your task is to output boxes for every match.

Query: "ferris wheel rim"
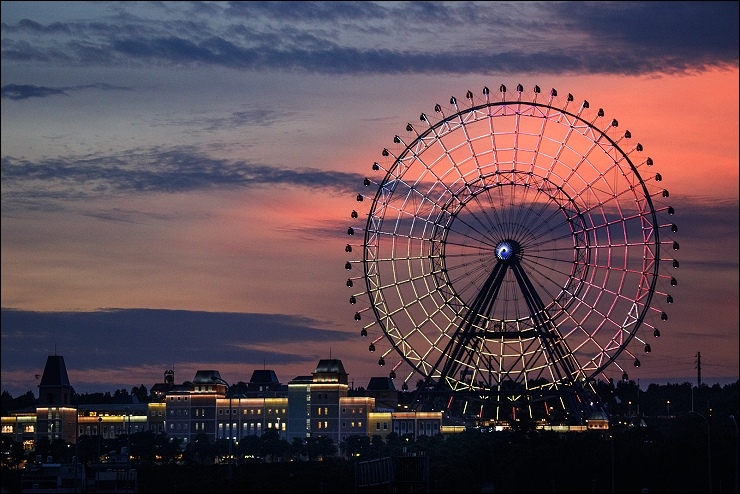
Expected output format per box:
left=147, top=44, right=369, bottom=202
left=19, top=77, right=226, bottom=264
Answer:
left=349, top=86, right=670, bottom=391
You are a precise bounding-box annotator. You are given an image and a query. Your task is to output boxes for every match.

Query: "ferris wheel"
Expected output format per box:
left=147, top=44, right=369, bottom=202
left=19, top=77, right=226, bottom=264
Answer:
left=345, top=85, right=678, bottom=420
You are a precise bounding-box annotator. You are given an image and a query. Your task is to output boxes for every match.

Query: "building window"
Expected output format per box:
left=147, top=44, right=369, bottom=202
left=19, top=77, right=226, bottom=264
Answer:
left=376, top=423, right=380, bottom=430
left=1, top=425, right=12, bottom=433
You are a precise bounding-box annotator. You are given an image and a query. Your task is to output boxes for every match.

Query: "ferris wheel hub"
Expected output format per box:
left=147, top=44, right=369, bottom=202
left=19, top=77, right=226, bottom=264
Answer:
left=495, top=240, right=520, bottom=261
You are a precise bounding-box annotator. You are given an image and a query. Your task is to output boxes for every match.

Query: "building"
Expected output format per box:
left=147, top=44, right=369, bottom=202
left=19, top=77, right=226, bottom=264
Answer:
left=2, top=354, right=443, bottom=456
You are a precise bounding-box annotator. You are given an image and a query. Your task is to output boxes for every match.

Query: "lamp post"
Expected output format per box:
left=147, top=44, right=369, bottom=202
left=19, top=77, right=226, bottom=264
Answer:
left=689, top=411, right=712, bottom=493
left=212, top=377, right=232, bottom=482
left=730, top=415, right=738, bottom=494
left=97, top=417, right=103, bottom=462
left=125, top=407, right=131, bottom=461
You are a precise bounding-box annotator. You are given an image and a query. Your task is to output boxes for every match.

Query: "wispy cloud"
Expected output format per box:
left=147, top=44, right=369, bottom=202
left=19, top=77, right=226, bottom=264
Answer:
left=1, top=82, right=132, bottom=100
left=2, top=2, right=737, bottom=76
left=0, top=147, right=363, bottom=211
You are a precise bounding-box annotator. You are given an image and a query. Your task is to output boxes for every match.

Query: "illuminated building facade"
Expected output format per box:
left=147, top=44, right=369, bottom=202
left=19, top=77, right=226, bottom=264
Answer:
left=2, top=355, right=443, bottom=453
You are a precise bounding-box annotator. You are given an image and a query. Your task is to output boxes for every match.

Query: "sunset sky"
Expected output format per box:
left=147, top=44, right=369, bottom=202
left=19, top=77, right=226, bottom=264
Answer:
left=1, top=1, right=738, bottom=397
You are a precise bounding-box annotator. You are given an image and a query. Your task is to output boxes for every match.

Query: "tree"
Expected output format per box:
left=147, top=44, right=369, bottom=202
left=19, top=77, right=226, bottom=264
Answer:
left=130, top=385, right=149, bottom=403
left=341, top=434, right=371, bottom=458
left=187, top=433, right=214, bottom=465
left=259, top=429, right=290, bottom=462
left=161, top=435, right=183, bottom=464
left=304, top=435, right=336, bottom=461
left=0, top=435, right=25, bottom=469
left=113, top=388, right=131, bottom=404
left=238, top=435, right=261, bottom=460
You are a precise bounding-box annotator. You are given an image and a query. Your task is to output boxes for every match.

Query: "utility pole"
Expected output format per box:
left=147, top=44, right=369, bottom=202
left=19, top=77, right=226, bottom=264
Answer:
left=695, top=352, right=702, bottom=386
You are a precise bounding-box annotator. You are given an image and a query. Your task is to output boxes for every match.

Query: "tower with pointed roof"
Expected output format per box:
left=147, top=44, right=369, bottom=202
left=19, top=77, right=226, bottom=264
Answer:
left=38, top=355, right=72, bottom=407
left=36, top=355, right=77, bottom=444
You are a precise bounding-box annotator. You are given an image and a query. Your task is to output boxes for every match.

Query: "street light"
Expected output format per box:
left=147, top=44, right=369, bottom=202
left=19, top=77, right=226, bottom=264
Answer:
left=125, top=407, right=131, bottom=461
left=211, top=377, right=232, bottom=482
left=97, top=417, right=103, bottom=462
left=730, top=415, right=738, bottom=494
left=689, top=411, right=712, bottom=493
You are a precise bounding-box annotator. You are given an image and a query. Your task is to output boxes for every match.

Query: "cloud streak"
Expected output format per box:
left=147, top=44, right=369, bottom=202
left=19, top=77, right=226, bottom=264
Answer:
left=1, top=83, right=132, bottom=100
left=2, top=2, right=737, bottom=76
left=1, top=148, right=362, bottom=212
